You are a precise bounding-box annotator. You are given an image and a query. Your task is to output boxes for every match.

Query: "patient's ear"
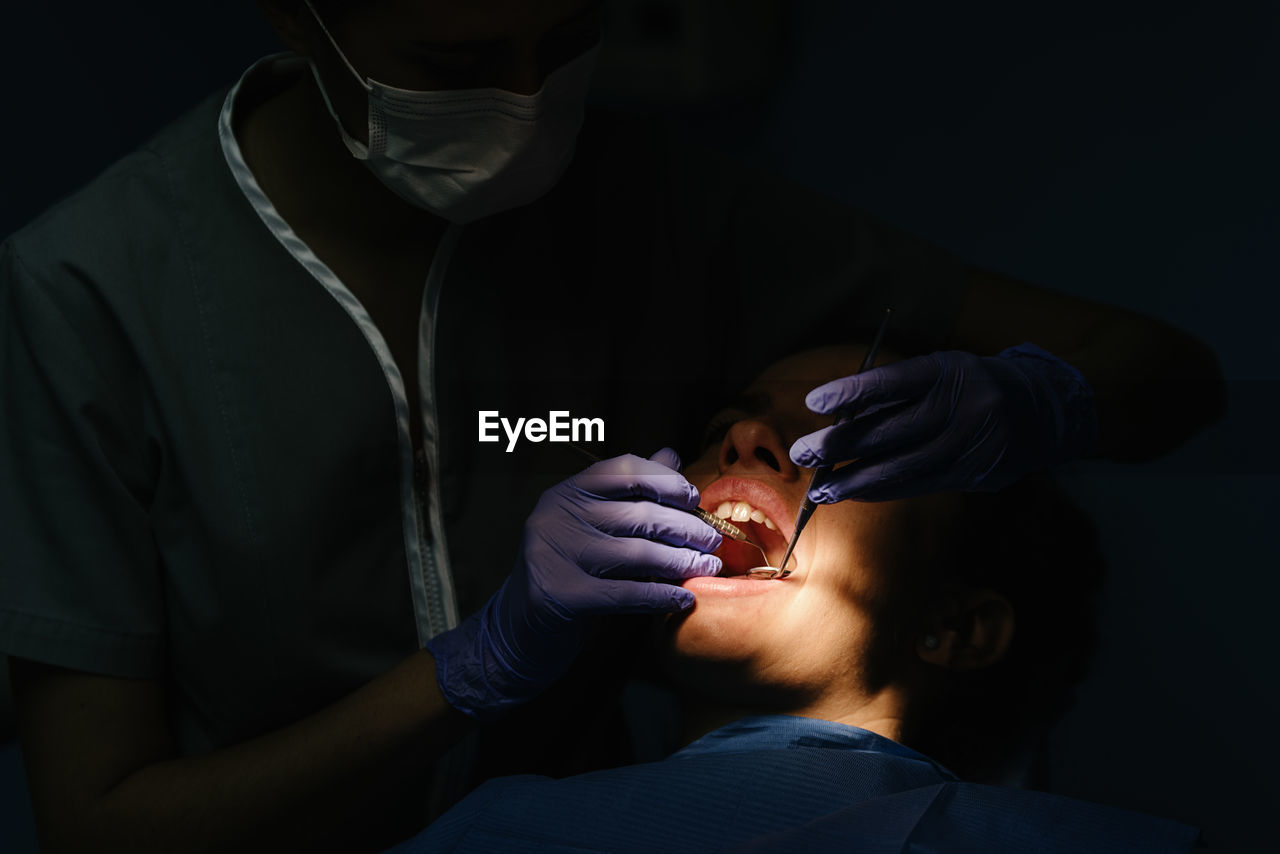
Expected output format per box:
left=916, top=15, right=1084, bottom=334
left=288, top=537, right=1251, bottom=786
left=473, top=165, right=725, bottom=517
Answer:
left=916, top=591, right=1014, bottom=671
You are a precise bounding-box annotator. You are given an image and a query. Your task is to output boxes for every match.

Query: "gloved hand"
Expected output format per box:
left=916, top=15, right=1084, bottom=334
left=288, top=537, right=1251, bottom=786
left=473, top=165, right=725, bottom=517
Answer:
left=790, top=343, right=1097, bottom=502
left=426, top=449, right=721, bottom=722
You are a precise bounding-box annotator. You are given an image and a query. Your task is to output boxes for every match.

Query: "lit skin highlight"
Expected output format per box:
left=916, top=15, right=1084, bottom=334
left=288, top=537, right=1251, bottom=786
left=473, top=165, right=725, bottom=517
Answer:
left=666, top=346, right=914, bottom=742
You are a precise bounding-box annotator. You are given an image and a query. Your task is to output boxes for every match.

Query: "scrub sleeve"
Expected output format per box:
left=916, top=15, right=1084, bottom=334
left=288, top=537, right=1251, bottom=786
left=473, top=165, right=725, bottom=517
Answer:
left=0, top=242, right=164, bottom=678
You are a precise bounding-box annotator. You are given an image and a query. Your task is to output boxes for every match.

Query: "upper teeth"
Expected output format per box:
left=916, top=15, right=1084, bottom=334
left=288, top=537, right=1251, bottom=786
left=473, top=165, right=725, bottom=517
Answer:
left=715, top=500, right=779, bottom=531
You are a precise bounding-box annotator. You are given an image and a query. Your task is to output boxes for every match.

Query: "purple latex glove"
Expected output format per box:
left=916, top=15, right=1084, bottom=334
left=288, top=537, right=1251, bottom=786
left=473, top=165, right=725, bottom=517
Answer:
left=427, top=449, right=721, bottom=722
left=790, top=344, right=1097, bottom=502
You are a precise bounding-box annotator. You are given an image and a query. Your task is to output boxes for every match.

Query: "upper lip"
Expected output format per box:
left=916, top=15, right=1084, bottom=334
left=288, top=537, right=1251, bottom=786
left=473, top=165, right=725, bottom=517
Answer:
left=698, top=476, right=802, bottom=573
left=699, top=476, right=800, bottom=535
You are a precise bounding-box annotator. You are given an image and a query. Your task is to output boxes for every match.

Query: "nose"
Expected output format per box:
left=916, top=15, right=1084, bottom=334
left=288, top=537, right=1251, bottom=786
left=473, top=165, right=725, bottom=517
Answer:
left=719, top=419, right=800, bottom=480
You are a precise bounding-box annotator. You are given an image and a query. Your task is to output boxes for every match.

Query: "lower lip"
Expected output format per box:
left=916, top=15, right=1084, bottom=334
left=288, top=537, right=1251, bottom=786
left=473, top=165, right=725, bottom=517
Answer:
left=681, top=575, right=785, bottom=598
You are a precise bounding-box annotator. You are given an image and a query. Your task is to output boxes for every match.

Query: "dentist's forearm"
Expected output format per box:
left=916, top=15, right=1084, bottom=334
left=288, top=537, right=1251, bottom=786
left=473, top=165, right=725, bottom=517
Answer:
left=951, top=267, right=1226, bottom=461
left=13, top=650, right=470, bottom=853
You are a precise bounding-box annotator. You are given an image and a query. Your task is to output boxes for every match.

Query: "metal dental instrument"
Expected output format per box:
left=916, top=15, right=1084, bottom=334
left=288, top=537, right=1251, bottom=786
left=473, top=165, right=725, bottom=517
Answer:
left=765, top=307, right=893, bottom=580
left=567, top=444, right=772, bottom=566
left=689, top=507, right=772, bottom=566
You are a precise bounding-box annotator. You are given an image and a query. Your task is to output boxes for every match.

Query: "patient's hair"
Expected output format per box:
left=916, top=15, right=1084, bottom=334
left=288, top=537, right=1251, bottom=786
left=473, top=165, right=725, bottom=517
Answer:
left=871, top=477, right=1106, bottom=784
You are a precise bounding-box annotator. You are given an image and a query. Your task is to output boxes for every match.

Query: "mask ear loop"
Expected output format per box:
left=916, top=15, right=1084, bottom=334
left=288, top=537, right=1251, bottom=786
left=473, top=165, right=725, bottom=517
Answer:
left=304, top=0, right=373, bottom=92
left=303, top=0, right=373, bottom=159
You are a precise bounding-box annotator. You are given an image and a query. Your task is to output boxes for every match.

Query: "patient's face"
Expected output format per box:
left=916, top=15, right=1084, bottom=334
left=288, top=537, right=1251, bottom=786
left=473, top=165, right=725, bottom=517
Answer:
left=664, top=346, right=909, bottom=716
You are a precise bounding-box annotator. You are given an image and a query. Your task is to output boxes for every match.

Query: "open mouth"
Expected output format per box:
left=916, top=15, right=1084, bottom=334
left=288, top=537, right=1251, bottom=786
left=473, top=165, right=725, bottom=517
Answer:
left=697, top=477, right=800, bottom=579
left=710, top=500, right=792, bottom=575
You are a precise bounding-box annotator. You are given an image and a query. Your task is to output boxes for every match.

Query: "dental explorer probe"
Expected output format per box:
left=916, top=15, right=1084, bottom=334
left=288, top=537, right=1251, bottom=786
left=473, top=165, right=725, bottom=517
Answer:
left=566, top=444, right=773, bottom=567
left=765, top=307, right=893, bottom=581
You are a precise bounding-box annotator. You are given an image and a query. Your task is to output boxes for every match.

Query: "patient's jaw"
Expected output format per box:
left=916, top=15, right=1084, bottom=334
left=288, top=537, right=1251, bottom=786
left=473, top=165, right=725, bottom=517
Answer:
left=662, top=347, right=913, bottom=738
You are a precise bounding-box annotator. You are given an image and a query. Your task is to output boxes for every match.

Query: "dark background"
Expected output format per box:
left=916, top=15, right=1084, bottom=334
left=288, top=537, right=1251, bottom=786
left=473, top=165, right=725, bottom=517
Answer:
left=2, top=1, right=1277, bottom=850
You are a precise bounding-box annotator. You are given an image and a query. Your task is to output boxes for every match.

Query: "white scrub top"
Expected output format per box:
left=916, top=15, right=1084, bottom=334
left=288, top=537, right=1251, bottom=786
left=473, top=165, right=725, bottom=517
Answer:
left=1, top=56, right=449, bottom=755
left=0, top=52, right=966, bottom=767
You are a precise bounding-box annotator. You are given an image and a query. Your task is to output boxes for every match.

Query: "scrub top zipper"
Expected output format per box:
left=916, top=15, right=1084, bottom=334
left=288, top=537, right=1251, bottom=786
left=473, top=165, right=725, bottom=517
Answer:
left=414, top=227, right=462, bottom=640
left=414, top=445, right=449, bottom=636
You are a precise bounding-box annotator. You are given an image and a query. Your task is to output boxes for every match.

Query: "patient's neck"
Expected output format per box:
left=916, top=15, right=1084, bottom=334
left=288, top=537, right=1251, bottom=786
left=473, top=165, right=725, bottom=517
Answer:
left=679, top=688, right=909, bottom=748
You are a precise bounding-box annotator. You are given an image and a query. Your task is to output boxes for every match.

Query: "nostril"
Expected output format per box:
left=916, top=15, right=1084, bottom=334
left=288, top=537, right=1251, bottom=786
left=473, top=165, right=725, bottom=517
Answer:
left=754, top=447, right=781, bottom=471
left=725, top=447, right=740, bottom=465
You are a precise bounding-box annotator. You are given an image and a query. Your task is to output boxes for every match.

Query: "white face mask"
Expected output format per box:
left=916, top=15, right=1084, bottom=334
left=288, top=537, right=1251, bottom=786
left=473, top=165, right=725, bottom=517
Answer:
left=305, top=0, right=599, bottom=224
